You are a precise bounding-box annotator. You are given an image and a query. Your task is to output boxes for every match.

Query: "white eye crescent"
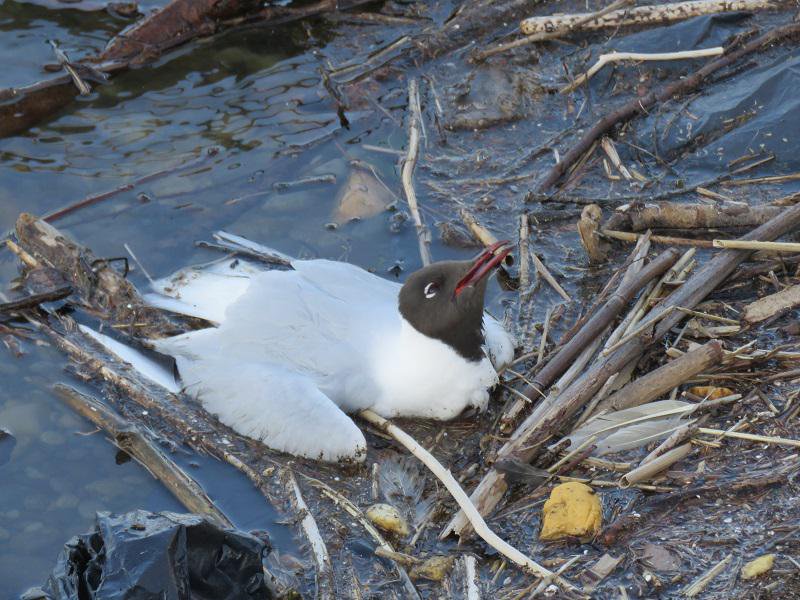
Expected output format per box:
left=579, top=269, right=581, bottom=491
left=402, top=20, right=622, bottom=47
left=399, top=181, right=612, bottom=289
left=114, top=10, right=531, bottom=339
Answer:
left=424, top=282, right=438, bottom=299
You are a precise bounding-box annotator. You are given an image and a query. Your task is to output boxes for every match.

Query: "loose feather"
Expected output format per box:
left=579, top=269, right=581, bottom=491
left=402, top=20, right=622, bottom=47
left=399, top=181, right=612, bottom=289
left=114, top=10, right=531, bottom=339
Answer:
left=557, top=400, right=696, bottom=456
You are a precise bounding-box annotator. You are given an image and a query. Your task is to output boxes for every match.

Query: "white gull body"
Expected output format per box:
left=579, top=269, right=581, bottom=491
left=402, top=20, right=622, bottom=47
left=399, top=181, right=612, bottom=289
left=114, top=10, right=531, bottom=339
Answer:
left=92, top=242, right=515, bottom=462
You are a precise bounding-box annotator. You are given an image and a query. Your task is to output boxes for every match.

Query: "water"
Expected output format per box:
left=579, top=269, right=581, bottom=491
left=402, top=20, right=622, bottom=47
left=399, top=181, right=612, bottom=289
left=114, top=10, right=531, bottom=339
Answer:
left=0, top=3, right=516, bottom=595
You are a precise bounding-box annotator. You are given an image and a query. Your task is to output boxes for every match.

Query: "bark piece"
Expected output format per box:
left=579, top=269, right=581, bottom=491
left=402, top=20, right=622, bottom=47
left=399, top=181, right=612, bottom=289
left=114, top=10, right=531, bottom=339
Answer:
left=521, top=0, right=784, bottom=35
left=743, top=283, right=800, bottom=322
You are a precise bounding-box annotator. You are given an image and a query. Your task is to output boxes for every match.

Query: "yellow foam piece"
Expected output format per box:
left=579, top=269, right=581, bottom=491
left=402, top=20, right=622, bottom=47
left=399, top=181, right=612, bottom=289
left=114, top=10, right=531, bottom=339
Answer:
left=741, top=554, right=774, bottom=580
left=540, top=482, right=601, bottom=541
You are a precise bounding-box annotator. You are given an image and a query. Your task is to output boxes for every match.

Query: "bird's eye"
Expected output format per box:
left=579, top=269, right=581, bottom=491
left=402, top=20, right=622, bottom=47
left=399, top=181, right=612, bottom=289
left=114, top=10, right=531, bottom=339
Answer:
left=423, top=282, right=439, bottom=299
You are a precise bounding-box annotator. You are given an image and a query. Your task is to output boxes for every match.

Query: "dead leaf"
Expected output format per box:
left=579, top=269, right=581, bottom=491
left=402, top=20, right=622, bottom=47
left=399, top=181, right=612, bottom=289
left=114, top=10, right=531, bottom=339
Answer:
left=641, top=543, right=681, bottom=571
left=333, top=167, right=393, bottom=224
left=688, top=386, right=735, bottom=400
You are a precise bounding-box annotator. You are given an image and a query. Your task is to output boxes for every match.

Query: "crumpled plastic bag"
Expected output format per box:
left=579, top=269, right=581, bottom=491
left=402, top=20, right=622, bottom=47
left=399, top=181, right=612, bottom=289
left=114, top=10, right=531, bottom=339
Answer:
left=29, top=510, right=272, bottom=600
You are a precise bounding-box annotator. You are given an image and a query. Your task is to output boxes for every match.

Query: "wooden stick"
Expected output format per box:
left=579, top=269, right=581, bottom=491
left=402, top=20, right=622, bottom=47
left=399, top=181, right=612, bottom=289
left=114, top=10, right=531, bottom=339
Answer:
left=561, top=47, right=723, bottom=94
left=538, top=20, right=800, bottom=190
left=473, top=0, right=634, bottom=61
left=744, top=283, right=800, bottom=323
left=460, top=207, right=499, bottom=248
left=619, top=443, right=691, bottom=488
left=522, top=0, right=781, bottom=35
left=402, top=79, right=432, bottom=266
left=640, top=420, right=700, bottom=466
left=605, top=201, right=783, bottom=232
left=713, top=239, right=800, bottom=253
left=358, top=409, right=578, bottom=594
left=54, top=384, right=232, bottom=527
left=0, top=286, right=72, bottom=314
left=444, top=202, right=800, bottom=539
left=286, top=470, right=334, bottom=600
left=518, top=214, right=531, bottom=290
left=530, top=250, right=571, bottom=302
left=683, top=554, right=732, bottom=598
left=601, top=229, right=714, bottom=248
left=697, top=428, right=800, bottom=447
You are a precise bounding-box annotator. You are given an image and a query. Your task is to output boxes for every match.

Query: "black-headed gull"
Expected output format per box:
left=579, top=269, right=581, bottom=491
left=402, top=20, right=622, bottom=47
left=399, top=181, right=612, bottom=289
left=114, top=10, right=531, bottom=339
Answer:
left=84, top=234, right=515, bottom=462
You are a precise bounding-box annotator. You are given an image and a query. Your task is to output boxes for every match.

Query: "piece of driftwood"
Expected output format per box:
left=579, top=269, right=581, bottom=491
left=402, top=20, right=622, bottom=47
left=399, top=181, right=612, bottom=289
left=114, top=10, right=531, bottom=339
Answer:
left=403, top=79, right=433, bottom=266
left=577, top=204, right=610, bottom=263
left=604, top=202, right=784, bottom=232
left=683, top=554, right=733, bottom=598
left=561, top=47, right=724, bottom=94
left=743, top=283, right=800, bottom=322
left=602, top=229, right=715, bottom=248
left=713, top=239, right=800, bottom=252
left=593, top=340, right=722, bottom=414
left=0, top=286, right=72, bottom=315
left=444, top=202, right=800, bottom=539
left=286, top=470, right=334, bottom=600
left=460, top=208, right=499, bottom=248
left=618, top=443, right=692, bottom=488
left=524, top=249, right=680, bottom=398
left=538, top=20, right=800, bottom=190
left=640, top=418, right=703, bottom=466
left=521, top=0, right=783, bottom=35
left=54, top=383, right=233, bottom=527
left=473, top=0, right=634, bottom=61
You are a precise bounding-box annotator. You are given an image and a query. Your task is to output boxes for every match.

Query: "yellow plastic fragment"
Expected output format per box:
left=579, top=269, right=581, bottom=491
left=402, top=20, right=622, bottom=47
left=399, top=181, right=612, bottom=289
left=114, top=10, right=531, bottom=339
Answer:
left=688, top=386, right=734, bottom=400
left=365, top=503, right=410, bottom=537
left=540, top=482, right=601, bottom=541
left=741, top=554, right=774, bottom=580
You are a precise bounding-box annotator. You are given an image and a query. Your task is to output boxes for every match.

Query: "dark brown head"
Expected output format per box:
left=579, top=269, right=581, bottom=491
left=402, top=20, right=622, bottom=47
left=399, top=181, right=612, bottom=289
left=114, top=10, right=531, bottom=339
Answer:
left=398, top=242, right=511, bottom=362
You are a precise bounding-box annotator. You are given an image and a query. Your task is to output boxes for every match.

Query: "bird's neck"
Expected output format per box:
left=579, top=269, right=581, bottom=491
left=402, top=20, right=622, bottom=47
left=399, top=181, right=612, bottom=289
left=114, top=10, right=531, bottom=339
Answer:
left=400, top=316, right=485, bottom=363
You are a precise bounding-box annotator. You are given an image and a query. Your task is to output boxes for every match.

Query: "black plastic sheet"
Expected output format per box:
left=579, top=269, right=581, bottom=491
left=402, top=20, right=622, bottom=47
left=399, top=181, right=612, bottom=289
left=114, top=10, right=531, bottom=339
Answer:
left=31, top=510, right=272, bottom=600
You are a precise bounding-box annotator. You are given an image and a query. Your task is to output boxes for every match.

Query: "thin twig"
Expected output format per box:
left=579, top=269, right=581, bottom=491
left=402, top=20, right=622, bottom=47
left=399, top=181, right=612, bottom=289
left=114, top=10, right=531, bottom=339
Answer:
left=561, top=47, right=723, bottom=94
left=358, top=409, right=579, bottom=594
left=402, top=79, right=432, bottom=266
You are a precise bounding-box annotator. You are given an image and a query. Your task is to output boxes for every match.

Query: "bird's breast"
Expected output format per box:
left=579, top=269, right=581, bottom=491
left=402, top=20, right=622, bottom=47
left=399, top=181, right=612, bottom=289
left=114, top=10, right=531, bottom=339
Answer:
left=368, top=318, right=499, bottom=420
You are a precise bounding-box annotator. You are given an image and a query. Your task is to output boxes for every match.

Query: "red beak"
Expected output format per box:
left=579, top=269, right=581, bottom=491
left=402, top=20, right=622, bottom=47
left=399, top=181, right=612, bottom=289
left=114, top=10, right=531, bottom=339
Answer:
left=454, top=240, right=512, bottom=298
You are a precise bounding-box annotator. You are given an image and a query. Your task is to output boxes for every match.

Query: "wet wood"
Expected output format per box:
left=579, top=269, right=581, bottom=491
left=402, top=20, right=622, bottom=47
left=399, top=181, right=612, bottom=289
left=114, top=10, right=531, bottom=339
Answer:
left=618, top=443, right=692, bottom=488
left=577, top=204, right=609, bottom=264
left=521, top=0, right=784, bottom=35
left=0, top=286, right=72, bottom=315
left=14, top=213, right=181, bottom=339
left=54, top=384, right=233, bottom=527
left=593, top=340, right=722, bottom=414
left=604, top=202, right=784, bottom=232
left=744, top=283, right=800, bottom=322
left=561, top=47, right=724, bottom=94
left=538, top=20, right=800, bottom=190
left=403, top=79, right=433, bottom=266
left=474, top=0, right=634, bottom=62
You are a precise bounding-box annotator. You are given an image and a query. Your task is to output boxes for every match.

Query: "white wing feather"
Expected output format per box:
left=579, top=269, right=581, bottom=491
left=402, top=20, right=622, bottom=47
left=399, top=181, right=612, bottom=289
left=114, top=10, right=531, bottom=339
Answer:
left=559, top=400, right=695, bottom=456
